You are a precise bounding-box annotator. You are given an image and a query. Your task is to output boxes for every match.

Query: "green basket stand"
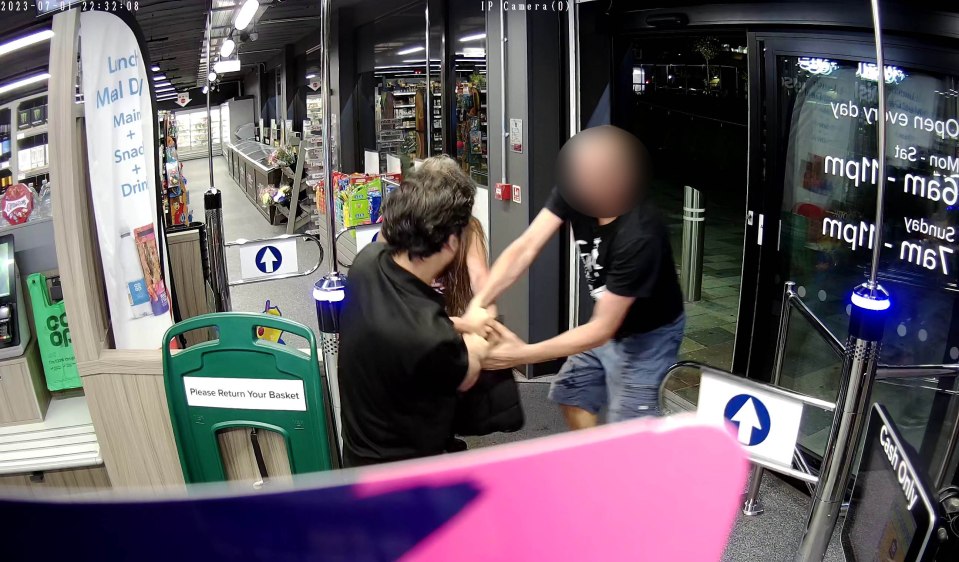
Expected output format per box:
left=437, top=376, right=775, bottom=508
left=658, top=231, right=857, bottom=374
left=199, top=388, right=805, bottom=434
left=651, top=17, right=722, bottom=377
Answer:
left=162, top=312, right=334, bottom=484
left=26, top=273, right=81, bottom=391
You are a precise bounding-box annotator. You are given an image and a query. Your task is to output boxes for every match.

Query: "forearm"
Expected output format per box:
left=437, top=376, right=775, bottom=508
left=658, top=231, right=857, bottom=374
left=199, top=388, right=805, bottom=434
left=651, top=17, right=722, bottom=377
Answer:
left=459, top=333, right=488, bottom=391
left=460, top=348, right=483, bottom=391
left=473, top=241, right=533, bottom=307
left=521, top=322, right=613, bottom=365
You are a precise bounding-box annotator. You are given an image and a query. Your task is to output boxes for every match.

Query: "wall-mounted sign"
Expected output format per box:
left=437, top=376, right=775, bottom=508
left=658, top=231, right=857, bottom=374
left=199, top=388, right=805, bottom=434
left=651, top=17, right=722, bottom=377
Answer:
left=510, top=118, right=523, bottom=153
left=842, top=404, right=939, bottom=562
left=175, top=92, right=191, bottom=107
left=308, top=81, right=321, bottom=92
left=79, top=10, right=173, bottom=349
left=183, top=376, right=306, bottom=411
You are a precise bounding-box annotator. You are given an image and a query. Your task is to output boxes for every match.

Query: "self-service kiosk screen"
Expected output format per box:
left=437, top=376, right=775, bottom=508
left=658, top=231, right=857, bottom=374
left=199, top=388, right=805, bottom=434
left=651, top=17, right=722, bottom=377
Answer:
left=0, top=240, right=11, bottom=299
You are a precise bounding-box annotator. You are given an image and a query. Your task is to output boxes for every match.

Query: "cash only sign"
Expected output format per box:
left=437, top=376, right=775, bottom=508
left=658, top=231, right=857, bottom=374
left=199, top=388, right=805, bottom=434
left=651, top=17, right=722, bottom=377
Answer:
left=842, top=404, right=939, bottom=562
left=80, top=10, right=173, bottom=348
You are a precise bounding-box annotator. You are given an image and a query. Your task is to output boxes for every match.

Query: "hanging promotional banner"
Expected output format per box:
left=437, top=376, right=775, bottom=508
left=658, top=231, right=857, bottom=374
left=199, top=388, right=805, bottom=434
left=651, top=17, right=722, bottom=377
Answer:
left=80, top=10, right=173, bottom=349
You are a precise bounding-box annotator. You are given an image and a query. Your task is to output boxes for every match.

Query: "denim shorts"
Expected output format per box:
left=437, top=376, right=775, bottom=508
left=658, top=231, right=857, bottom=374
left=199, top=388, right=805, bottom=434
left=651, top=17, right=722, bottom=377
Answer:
left=548, top=314, right=685, bottom=422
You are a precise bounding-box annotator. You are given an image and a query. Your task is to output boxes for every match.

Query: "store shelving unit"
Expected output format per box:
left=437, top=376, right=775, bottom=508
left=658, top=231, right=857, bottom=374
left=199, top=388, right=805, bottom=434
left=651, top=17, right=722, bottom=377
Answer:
left=0, top=93, right=51, bottom=190
left=455, top=78, right=489, bottom=186
left=159, top=111, right=190, bottom=226
left=431, top=82, right=443, bottom=155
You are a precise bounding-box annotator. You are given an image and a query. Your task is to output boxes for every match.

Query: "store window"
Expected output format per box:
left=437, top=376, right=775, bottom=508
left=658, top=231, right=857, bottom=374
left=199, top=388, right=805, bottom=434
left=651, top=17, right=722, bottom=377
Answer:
left=775, top=52, right=959, bottom=461
left=363, top=1, right=438, bottom=170
left=449, top=3, right=488, bottom=186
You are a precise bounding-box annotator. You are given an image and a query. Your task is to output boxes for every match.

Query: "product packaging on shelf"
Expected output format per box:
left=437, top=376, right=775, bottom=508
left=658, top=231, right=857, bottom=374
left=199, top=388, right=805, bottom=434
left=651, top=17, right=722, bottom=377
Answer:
left=1, top=183, right=35, bottom=225
left=328, top=172, right=403, bottom=229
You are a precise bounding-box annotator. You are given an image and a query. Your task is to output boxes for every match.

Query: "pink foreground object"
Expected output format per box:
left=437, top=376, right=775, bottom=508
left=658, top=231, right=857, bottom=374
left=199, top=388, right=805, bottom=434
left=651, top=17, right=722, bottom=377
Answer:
left=356, top=414, right=749, bottom=561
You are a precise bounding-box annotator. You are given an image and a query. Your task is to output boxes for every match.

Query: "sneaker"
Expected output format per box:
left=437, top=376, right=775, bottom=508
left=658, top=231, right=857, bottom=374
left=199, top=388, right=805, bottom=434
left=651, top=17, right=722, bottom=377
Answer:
left=445, top=437, right=468, bottom=453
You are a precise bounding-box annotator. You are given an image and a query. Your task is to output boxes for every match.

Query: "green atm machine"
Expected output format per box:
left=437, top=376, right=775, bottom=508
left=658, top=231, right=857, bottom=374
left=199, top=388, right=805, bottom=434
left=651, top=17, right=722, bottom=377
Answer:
left=0, top=234, right=31, bottom=360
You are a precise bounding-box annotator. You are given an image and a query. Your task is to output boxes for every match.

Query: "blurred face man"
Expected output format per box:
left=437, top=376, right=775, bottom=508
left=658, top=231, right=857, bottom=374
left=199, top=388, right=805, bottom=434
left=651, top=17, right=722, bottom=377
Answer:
left=559, top=125, right=649, bottom=220
left=470, top=125, right=685, bottom=430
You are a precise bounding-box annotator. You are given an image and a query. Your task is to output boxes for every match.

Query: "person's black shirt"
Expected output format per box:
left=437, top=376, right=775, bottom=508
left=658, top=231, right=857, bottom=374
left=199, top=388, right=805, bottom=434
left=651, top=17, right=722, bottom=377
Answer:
left=545, top=187, right=684, bottom=337
left=338, top=243, right=469, bottom=466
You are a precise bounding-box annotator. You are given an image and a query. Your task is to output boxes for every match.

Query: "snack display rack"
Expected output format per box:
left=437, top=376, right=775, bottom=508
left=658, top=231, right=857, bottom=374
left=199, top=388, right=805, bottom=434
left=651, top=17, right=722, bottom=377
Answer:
left=159, top=111, right=190, bottom=226
left=1, top=93, right=50, bottom=193
left=455, top=78, right=488, bottom=187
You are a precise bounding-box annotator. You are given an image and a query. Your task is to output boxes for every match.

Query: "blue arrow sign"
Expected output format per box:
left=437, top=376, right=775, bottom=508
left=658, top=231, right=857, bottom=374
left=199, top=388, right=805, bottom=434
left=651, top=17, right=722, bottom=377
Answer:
left=724, top=394, right=771, bottom=446
left=255, top=245, right=282, bottom=274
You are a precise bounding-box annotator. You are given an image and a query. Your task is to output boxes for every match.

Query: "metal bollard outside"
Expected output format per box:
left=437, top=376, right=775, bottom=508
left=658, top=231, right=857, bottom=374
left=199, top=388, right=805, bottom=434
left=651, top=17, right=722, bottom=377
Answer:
left=681, top=185, right=705, bottom=303
left=314, top=272, right=347, bottom=467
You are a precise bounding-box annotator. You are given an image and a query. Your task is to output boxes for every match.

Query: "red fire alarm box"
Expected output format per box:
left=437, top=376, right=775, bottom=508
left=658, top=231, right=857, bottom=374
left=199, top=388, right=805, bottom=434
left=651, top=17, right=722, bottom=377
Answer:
left=495, top=183, right=512, bottom=201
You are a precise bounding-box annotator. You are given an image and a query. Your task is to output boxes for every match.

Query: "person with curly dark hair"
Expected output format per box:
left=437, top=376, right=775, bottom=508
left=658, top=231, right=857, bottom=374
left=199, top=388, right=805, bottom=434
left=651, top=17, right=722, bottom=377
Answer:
left=338, top=156, right=497, bottom=467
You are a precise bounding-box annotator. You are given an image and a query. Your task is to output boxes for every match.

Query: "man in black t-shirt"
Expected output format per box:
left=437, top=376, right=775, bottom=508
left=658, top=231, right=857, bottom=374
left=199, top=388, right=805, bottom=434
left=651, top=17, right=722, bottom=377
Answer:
left=471, top=126, right=685, bottom=429
left=338, top=159, right=495, bottom=467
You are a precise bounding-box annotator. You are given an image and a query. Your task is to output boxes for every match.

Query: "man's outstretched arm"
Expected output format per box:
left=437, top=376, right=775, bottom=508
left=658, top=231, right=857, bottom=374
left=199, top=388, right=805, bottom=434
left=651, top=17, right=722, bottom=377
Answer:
left=469, top=208, right=564, bottom=309
left=484, top=292, right=635, bottom=369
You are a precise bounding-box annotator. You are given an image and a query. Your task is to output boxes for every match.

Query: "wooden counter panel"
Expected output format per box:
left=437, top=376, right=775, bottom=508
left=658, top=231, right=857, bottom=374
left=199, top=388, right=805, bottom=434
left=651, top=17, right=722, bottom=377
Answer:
left=82, top=373, right=184, bottom=489
left=0, top=465, right=111, bottom=496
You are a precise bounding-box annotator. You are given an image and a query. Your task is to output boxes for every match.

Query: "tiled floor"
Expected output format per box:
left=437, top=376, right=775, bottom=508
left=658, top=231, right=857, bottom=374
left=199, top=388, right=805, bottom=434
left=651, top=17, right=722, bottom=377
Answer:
left=656, top=180, right=747, bottom=409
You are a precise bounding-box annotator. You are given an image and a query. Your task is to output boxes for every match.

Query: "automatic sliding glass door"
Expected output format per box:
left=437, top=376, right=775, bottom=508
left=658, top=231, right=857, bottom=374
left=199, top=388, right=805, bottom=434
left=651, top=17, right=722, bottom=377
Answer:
left=750, top=33, right=959, bottom=472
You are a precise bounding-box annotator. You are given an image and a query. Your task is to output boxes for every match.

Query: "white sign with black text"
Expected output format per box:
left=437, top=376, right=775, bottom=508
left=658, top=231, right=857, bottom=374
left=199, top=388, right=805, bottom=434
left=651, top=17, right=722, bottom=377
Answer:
left=696, top=370, right=804, bottom=467
left=510, top=118, right=523, bottom=153
left=183, top=376, right=307, bottom=411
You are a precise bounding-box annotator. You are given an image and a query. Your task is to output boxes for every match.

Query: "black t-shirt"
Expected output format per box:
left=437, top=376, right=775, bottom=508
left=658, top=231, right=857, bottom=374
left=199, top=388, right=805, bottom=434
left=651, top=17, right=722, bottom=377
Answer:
left=545, top=187, right=684, bottom=337
left=338, top=244, right=469, bottom=465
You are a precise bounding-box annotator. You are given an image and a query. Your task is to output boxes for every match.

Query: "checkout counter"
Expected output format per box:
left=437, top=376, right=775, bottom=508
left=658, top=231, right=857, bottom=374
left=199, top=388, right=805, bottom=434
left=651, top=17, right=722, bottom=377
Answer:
left=0, top=231, right=108, bottom=494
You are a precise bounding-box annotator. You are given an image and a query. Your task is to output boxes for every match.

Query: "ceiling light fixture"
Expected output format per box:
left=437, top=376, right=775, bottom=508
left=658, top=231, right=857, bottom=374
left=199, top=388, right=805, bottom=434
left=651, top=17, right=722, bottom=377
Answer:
left=234, top=0, right=259, bottom=31
left=153, top=74, right=167, bottom=81
left=151, top=65, right=161, bottom=72
left=397, top=46, right=425, bottom=55
left=213, top=59, right=241, bottom=74
left=0, top=29, right=54, bottom=58
left=305, top=73, right=316, bottom=79
left=203, top=86, right=209, bottom=94
left=459, top=33, right=486, bottom=42
left=208, top=71, right=218, bottom=82
left=0, top=72, right=51, bottom=94
left=220, top=38, right=235, bottom=58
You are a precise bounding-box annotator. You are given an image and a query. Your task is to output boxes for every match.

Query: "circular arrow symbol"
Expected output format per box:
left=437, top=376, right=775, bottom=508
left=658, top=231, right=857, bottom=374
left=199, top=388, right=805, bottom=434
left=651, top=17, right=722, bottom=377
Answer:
left=724, top=394, right=771, bottom=446
left=255, top=245, right=282, bottom=274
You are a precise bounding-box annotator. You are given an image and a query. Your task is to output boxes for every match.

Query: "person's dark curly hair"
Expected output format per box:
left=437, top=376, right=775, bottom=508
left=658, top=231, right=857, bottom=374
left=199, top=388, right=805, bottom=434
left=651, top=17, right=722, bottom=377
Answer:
left=380, top=156, right=476, bottom=259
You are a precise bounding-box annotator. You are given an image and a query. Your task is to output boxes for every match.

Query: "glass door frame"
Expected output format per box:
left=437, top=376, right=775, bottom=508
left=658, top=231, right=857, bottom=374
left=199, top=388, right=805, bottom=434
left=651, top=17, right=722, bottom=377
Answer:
left=745, top=30, right=959, bottom=385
